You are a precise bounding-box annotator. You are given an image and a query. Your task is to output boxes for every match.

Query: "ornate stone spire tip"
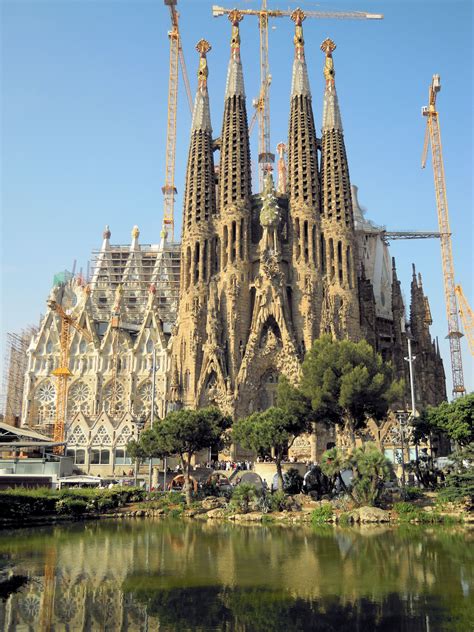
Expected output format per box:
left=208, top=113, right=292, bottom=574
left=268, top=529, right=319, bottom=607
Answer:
left=321, top=38, right=336, bottom=55
left=291, top=8, right=306, bottom=25
left=103, top=225, right=111, bottom=239
left=228, top=9, right=243, bottom=25
left=131, top=225, right=140, bottom=239
left=196, top=39, right=211, bottom=55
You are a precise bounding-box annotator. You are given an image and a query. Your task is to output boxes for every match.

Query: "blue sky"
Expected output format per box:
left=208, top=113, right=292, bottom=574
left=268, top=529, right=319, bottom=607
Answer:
left=1, top=0, right=473, bottom=397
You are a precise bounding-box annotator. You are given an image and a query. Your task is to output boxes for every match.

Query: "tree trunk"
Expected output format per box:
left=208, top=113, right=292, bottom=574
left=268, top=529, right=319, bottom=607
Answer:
left=183, top=455, right=192, bottom=507
left=276, top=455, right=284, bottom=491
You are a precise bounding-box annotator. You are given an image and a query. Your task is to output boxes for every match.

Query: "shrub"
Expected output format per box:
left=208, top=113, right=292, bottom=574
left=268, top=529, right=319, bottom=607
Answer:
left=269, top=490, right=288, bottom=512
left=403, top=486, right=423, bottom=501
left=283, top=468, right=303, bottom=494
left=311, top=504, right=333, bottom=525
left=438, top=445, right=474, bottom=509
left=230, top=483, right=258, bottom=513
left=55, top=497, right=88, bottom=517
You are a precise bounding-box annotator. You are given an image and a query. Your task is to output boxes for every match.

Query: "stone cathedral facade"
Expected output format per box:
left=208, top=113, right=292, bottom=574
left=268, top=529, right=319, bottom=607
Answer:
left=20, top=10, right=446, bottom=472
left=169, top=11, right=446, bottom=448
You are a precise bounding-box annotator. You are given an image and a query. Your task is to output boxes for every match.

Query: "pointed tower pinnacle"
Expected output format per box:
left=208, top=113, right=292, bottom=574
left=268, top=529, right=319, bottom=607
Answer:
left=191, top=39, right=212, bottom=133
left=182, top=40, right=216, bottom=235
left=320, top=39, right=352, bottom=226
left=101, top=225, right=111, bottom=251
left=288, top=9, right=320, bottom=209
left=321, top=38, right=343, bottom=131
left=219, top=10, right=252, bottom=209
left=131, top=225, right=140, bottom=251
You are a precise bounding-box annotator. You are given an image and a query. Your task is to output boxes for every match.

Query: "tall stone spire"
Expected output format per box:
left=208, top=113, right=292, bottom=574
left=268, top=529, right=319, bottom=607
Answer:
left=172, top=40, right=218, bottom=408
left=287, top=9, right=320, bottom=209
left=320, top=38, right=351, bottom=226
left=319, top=39, right=360, bottom=339
left=182, top=39, right=216, bottom=235
left=287, top=9, right=322, bottom=352
left=219, top=10, right=252, bottom=208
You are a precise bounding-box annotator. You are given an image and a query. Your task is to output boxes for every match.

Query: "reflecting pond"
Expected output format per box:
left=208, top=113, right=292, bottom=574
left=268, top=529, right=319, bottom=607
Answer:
left=0, top=520, right=472, bottom=631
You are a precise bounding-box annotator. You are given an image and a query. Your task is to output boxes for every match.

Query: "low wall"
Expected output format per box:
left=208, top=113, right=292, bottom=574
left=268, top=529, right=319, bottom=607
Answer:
left=253, top=462, right=308, bottom=490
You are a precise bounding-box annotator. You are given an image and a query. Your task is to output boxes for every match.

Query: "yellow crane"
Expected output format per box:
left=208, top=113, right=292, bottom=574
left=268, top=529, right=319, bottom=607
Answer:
left=455, top=285, right=474, bottom=357
left=162, top=0, right=193, bottom=243
left=421, top=74, right=468, bottom=397
left=212, top=3, right=383, bottom=191
left=48, top=297, right=92, bottom=452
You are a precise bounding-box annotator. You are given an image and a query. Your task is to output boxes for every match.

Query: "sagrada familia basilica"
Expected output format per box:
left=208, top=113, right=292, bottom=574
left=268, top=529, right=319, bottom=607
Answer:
left=20, top=10, right=446, bottom=473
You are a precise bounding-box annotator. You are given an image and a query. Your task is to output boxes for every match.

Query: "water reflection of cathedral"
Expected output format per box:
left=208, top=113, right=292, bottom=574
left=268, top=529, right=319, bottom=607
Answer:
left=0, top=522, right=471, bottom=630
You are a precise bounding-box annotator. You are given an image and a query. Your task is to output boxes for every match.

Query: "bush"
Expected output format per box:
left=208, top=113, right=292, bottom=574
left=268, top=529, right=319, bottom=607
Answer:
left=403, top=486, right=423, bottom=501
left=55, top=497, right=88, bottom=517
left=311, top=504, right=333, bottom=525
left=269, top=490, right=288, bottom=512
left=438, top=445, right=474, bottom=508
left=0, top=488, right=57, bottom=518
left=230, top=483, right=258, bottom=513
left=283, top=468, right=303, bottom=494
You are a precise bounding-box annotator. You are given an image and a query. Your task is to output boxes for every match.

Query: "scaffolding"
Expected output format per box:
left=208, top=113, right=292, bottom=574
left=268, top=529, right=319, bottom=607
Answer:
left=88, top=242, right=181, bottom=327
left=1, top=327, right=37, bottom=427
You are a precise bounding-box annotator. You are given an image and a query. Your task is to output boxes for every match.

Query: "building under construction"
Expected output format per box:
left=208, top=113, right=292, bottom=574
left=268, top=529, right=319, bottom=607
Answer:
left=15, top=6, right=449, bottom=473
left=2, top=327, right=38, bottom=427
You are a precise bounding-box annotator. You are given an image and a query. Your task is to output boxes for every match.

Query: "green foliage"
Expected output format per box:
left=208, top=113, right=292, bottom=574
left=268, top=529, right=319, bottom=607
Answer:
left=438, top=444, right=474, bottom=508
left=404, top=486, right=423, bottom=501
left=299, top=336, right=403, bottom=439
left=269, top=490, right=288, bottom=512
left=138, top=407, right=232, bottom=460
left=0, top=486, right=146, bottom=520
left=311, top=504, right=333, bottom=524
left=321, top=444, right=393, bottom=506
left=349, top=443, right=393, bottom=506
left=393, top=502, right=461, bottom=524
left=417, top=394, right=474, bottom=446
left=230, top=483, right=258, bottom=513
left=134, top=407, right=232, bottom=506
left=283, top=468, right=303, bottom=494
left=233, top=407, right=311, bottom=489
left=55, top=497, right=88, bottom=516
left=276, top=376, right=313, bottom=424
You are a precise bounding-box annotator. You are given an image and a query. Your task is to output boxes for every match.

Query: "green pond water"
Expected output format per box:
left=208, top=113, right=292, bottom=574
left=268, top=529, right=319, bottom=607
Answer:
left=0, top=520, right=472, bottom=631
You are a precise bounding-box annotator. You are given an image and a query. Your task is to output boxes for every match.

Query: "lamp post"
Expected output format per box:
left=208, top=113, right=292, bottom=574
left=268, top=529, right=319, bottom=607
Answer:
left=148, top=346, right=157, bottom=491
left=404, top=327, right=417, bottom=421
left=132, top=418, right=145, bottom=487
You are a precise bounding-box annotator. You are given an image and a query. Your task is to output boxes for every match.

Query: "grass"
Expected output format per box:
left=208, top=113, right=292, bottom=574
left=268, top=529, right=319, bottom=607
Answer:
left=311, top=504, right=333, bottom=525
left=393, top=502, right=463, bottom=525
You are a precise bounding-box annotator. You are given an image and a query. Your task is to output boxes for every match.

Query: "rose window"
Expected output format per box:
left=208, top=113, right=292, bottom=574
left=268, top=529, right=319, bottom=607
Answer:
left=133, top=381, right=154, bottom=417
left=37, top=381, right=56, bottom=403
left=103, top=381, right=126, bottom=415
left=68, top=381, right=91, bottom=415
left=36, top=380, right=56, bottom=422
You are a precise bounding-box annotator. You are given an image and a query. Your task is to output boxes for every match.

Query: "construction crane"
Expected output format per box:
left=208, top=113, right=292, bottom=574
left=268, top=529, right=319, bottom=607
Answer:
left=48, top=298, right=92, bottom=452
left=212, top=3, right=383, bottom=191
left=421, top=74, right=466, bottom=397
left=455, top=285, right=474, bottom=357
left=162, top=0, right=193, bottom=243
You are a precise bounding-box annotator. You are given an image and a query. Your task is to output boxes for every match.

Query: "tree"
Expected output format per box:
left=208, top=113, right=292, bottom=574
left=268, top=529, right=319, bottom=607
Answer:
left=135, top=407, right=232, bottom=505
left=126, top=439, right=150, bottom=487
left=417, top=394, right=474, bottom=447
left=299, top=335, right=403, bottom=448
left=233, top=407, right=312, bottom=489
left=321, top=443, right=393, bottom=506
